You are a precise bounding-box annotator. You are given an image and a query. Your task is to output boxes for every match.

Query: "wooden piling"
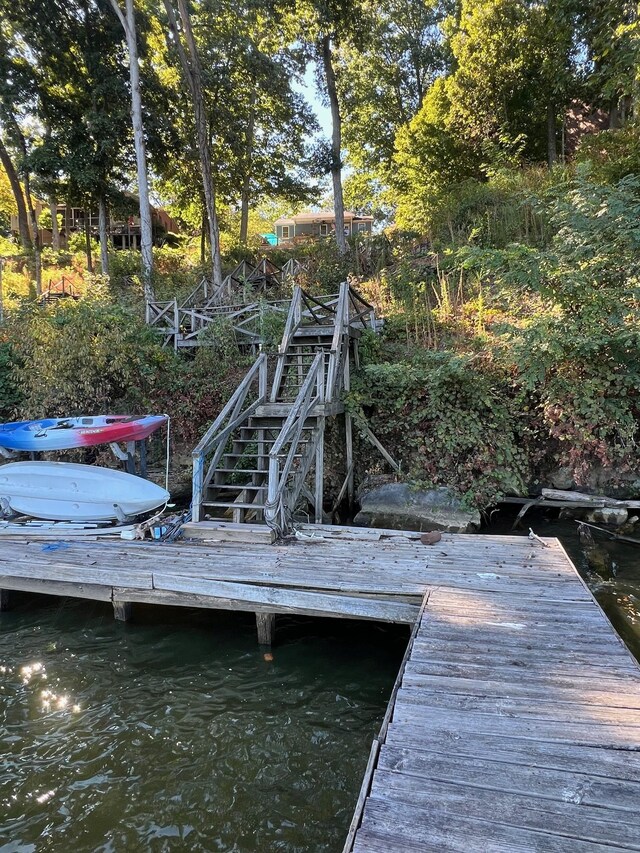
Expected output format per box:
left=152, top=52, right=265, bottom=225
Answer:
left=113, top=600, right=133, bottom=622
left=256, top=612, right=275, bottom=647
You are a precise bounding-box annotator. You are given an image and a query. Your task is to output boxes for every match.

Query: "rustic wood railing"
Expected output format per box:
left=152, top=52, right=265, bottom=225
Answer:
left=265, top=351, right=325, bottom=536
left=192, top=354, right=268, bottom=522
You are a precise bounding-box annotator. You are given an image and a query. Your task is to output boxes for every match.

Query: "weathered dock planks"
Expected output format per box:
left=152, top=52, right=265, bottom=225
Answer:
left=1, top=525, right=639, bottom=850
left=347, top=541, right=640, bottom=853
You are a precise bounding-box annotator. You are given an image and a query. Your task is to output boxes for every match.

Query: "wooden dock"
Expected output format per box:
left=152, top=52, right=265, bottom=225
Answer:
left=1, top=524, right=639, bottom=850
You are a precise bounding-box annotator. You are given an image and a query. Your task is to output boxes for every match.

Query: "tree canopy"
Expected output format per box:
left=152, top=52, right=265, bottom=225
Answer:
left=0, top=0, right=636, bottom=261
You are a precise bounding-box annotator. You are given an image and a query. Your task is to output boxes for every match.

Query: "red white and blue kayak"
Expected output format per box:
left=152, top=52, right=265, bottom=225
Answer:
left=0, top=415, right=167, bottom=452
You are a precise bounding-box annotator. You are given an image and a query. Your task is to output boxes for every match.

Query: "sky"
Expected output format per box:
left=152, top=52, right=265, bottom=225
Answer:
left=293, top=64, right=333, bottom=139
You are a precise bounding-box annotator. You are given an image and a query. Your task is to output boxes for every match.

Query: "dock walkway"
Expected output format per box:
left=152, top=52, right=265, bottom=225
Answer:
left=1, top=525, right=639, bottom=850
left=347, top=537, right=640, bottom=852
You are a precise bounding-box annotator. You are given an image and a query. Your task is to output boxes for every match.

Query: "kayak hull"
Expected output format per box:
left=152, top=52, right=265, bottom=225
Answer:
left=0, top=415, right=167, bottom=452
left=0, top=461, right=169, bottom=521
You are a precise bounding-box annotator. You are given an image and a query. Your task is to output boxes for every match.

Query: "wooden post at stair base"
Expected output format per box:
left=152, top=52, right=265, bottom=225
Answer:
left=343, top=353, right=355, bottom=509
left=345, top=412, right=354, bottom=510
left=113, top=600, right=133, bottom=622
left=0, top=589, right=11, bottom=611
left=256, top=612, right=275, bottom=647
left=315, top=424, right=325, bottom=524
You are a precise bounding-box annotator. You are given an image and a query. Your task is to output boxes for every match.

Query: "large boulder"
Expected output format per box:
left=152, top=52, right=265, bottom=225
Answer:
left=354, top=483, right=480, bottom=533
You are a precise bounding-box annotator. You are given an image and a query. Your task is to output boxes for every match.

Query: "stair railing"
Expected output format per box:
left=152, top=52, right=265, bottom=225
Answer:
left=270, top=285, right=302, bottom=402
left=325, top=282, right=350, bottom=401
left=265, top=351, right=324, bottom=537
left=192, top=353, right=269, bottom=521
left=347, top=286, right=377, bottom=331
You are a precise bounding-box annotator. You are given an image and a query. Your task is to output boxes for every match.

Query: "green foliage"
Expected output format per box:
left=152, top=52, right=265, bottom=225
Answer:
left=576, top=124, right=640, bottom=184
left=347, top=352, right=529, bottom=507
left=196, top=317, right=251, bottom=374
left=0, top=340, right=23, bottom=418
left=10, top=297, right=175, bottom=416
left=258, top=306, right=288, bottom=353
left=354, top=170, right=640, bottom=503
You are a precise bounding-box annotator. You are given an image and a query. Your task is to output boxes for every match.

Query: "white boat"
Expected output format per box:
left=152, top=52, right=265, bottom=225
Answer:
left=0, top=461, right=169, bottom=522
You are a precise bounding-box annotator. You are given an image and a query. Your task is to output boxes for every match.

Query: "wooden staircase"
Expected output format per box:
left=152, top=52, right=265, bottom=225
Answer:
left=192, top=283, right=376, bottom=537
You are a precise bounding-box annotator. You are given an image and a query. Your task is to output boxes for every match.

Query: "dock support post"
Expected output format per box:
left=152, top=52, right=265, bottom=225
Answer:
left=256, top=612, right=275, bottom=647
left=113, top=600, right=132, bottom=622
left=0, top=589, right=11, bottom=611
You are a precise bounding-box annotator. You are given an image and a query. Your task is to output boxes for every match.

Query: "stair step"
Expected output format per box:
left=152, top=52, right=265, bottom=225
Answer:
left=233, top=437, right=311, bottom=445
left=208, top=483, right=266, bottom=491
left=293, top=326, right=335, bottom=337
left=203, top=501, right=266, bottom=510
left=214, top=467, right=267, bottom=474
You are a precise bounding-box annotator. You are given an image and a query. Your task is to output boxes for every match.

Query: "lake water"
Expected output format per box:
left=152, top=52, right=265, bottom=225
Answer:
left=0, top=601, right=407, bottom=852
left=1, top=517, right=639, bottom=853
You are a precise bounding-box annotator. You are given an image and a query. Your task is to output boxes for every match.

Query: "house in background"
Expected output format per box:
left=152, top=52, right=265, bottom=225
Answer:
left=274, top=210, right=374, bottom=245
left=10, top=197, right=179, bottom=250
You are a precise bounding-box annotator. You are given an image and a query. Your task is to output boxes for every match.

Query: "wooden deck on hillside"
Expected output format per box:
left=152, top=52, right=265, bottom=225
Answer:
left=1, top=525, right=639, bottom=850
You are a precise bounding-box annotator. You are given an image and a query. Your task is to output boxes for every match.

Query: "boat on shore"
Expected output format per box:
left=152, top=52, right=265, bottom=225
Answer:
left=0, top=461, right=169, bottom=521
left=0, top=414, right=167, bottom=452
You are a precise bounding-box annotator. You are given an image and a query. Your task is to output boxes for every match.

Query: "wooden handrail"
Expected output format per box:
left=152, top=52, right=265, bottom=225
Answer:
left=265, top=352, right=324, bottom=535
left=192, top=353, right=268, bottom=521
left=270, top=287, right=302, bottom=402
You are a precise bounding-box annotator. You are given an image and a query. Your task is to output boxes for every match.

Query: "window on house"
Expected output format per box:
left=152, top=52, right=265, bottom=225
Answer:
left=358, top=223, right=368, bottom=232
left=320, top=223, right=329, bottom=236
left=282, top=225, right=290, bottom=239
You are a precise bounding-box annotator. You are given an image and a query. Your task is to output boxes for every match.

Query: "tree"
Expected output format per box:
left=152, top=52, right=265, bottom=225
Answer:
left=0, top=142, right=31, bottom=249
left=338, top=0, right=452, bottom=174
left=294, top=0, right=367, bottom=255
left=108, top=0, right=155, bottom=299
left=153, top=0, right=315, bottom=253
left=444, top=0, right=579, bottom=165
left=0, top=13, right=37, bottom=268
left=161, top=0, right=223, bottom=288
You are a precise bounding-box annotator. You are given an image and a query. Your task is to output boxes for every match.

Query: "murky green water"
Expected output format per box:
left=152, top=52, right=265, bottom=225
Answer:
left=0, top=601, right=406, bottom=852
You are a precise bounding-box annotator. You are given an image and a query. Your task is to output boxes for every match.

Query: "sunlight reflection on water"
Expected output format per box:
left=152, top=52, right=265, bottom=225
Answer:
left=0, top=603, right=405, bottom=852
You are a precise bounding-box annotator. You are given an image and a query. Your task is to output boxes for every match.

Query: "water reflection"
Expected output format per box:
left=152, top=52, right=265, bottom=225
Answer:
left=0, top=601, right=405, bottom=852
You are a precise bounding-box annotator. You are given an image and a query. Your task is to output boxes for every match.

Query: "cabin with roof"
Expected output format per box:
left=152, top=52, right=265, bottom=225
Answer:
left=10, top=197, right=179, bottom=250
left=274, top=210, right=374, bottom=245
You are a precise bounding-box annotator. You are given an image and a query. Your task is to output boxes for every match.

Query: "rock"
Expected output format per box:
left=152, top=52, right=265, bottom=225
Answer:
left=584, top=545, right=615, bottom=579
left=420, top=531, right=442, bottom=545
left=541, top=466, right=640, bottom=500
left=354, top=483, right=480, bottom=533
left=584, top=507, right=628, bottom=526
left=548, top=467, right=576, bottom=491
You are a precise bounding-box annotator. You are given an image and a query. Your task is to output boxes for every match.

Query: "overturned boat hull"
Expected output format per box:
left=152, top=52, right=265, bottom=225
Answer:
left=0, top=461, right=169, bottom=521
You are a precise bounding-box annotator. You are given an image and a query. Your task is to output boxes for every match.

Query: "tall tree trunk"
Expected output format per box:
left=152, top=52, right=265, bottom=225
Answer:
left=22, top=172, right=41, bottom=295
left=546, top=101, right=557, bottom=169
left=163, top=0, right=223, bottom=289
left=321, top=34, right=347, bottom=255
left=84, top=210, right=93, bottom=273
left=200, top=207, right=207, bottom=265
left=50, top=198, right=60, bottom=251
left=0, top=138, right=31, bottom=249
left=108, top=0, right=155, bottom=300
left=98, top=195, right=109, bottom=276
left=239, top=92, right=256, bottom=245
